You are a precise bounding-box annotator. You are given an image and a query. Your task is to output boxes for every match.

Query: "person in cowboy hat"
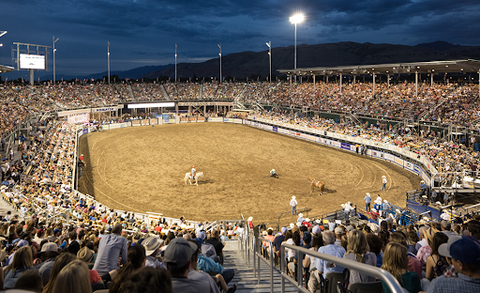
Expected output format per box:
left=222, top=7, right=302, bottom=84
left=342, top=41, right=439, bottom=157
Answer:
left=290, top=196, right=298, bottom=215
left=191, top=165, right=196, bottom=180
left=382, top=175, right=388, bottom=191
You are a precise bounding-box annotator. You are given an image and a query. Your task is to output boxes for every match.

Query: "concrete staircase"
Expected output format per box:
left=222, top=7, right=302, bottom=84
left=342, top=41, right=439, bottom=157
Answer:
left=223, top=241, right=300, bottom=293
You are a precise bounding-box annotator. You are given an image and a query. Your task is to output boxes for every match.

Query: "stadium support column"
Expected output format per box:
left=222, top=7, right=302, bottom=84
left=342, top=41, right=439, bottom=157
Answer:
left=339, top=73, right=342, bottom=93
left=431, top=73, right=434, bottom=86
left=415, top=71, right=419, bottom=97
left=29, top=69, right=34, bottom=86
left=372, top=72, right=376, bottom=98
left=478, top=70, right=480, bottom=97
left=387, top=74, right=390, bottom=86
left=313, top=75, right=316, bottom=87
left=353, top=75, right=356, bottom=84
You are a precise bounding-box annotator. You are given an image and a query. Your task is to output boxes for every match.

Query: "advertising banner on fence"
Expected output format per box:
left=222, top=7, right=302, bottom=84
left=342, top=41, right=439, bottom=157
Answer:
left=67, top=113, right=89, bottom=124
left=208, top=118, right=223, bottom=122
left=340, top=142, right=351, bottom=151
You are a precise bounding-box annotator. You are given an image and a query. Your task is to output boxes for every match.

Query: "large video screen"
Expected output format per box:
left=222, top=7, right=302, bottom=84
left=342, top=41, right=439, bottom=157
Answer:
left=20, top=54, right=45, bottom=70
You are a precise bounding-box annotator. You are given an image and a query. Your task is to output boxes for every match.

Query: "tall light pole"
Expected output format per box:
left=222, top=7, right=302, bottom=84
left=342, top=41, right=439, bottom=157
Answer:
left=53, top=36, right=59, bottom=84
left=0, top=31, right=6, bottom=52
left=175, top=44, right=177, bottom=83
left=217, top=44, right=222, bottom=83
left=289, top=13, right=304, bottom=83
left=107, top=41, right=111, bottom=84
left=266, top=41, right=272, bottom=82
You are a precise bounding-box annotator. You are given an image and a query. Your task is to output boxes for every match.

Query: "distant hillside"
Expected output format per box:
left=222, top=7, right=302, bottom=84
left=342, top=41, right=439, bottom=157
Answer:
left=1, top=64, right=171, bottom=82
left=2, top=41, right=478, bottom=82
left=143, top=41, right=480, bottom=80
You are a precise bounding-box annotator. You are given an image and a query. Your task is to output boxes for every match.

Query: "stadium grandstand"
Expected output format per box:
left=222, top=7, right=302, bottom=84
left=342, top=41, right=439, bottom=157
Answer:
left=1, top=58, right=480, bottom=293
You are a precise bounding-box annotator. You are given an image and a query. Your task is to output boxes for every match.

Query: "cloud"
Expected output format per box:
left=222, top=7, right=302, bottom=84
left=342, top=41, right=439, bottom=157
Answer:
left=1, top=0, right=479, bottom=76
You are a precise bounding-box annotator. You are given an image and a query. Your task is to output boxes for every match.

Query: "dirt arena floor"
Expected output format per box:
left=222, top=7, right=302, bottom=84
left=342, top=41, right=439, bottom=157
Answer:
left=78, top=123, right=421, bottom=226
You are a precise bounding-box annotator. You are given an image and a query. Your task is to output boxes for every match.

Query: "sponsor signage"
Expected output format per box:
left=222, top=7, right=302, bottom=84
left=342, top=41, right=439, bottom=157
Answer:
left=20, top=54, right=45, bottom=70
left=92, top=107, right=119, bottom=112
left=58, top=109, right=90, bottom=117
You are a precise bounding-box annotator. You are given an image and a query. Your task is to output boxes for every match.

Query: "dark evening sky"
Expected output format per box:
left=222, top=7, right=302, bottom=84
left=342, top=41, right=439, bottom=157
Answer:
left=1, top=0, right=479, bottom=76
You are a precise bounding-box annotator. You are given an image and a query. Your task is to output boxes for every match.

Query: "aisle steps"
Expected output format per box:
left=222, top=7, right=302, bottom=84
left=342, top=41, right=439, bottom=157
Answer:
left=223, top=241, right=300, bottom=293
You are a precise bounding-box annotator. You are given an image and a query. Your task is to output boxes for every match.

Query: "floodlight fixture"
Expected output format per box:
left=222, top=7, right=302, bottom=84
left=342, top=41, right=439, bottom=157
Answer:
left=289, top=13, right=304, bottom=83
left=289, top=13, right=304, bottom=24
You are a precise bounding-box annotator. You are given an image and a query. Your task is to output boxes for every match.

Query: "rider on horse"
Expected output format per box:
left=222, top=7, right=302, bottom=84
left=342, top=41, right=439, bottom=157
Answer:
left=191, top=165, right=196, bottom=180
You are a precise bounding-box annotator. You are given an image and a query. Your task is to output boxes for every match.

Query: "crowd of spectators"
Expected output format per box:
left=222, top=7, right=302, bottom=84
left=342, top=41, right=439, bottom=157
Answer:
left=255, top=111, right=479, bottom=178
left=0, top=79, right=480, bottom=292
left=260, top=214, right=480, bottom=293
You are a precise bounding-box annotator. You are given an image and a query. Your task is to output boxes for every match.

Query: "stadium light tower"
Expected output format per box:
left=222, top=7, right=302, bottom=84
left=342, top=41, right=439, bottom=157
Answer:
left=266, top=41, right=272, bottom=82
left=175, top=44, right=177, bottom=83
left=289, top=13, right=304, bottom=83
left=107, top=41, right=111, bottom=84
left=217, top=43, right=222, bottom=83
left=53, top=36, right=59, bottom=84
left=0, top=31, right=6, bottom=48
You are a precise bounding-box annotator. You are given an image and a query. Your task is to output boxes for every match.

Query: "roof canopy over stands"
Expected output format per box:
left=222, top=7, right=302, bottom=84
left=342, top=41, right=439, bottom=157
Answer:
left=0, top=64, right=14, bottom=74
left=278, top=59, right=480, bottom=76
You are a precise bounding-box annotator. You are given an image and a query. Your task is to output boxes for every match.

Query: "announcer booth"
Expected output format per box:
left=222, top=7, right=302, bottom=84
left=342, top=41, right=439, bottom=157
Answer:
left=90, top=105, right=123, bottom=122
left=126, top=102, right=177, bottom=123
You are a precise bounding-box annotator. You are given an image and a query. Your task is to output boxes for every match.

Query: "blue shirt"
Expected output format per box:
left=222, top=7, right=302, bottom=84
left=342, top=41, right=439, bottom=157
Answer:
left=92, top=233, right=128, bottom=275
left=364, top=195, right=371, bottom=203
left=427, top=273, right=480, bottom=293
left=314, top=244, right=346, bottom=278
left=197, top=254, right=224, bottom=274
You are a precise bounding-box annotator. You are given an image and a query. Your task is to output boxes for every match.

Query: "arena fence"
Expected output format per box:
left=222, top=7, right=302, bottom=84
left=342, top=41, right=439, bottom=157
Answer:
left=246, top=117, right=433, bottom=183
left=67, top=113, right=476, bottom=231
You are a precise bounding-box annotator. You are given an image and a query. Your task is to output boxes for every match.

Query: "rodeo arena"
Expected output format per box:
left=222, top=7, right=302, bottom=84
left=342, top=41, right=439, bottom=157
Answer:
left=1, top=56, right=480, bottom=293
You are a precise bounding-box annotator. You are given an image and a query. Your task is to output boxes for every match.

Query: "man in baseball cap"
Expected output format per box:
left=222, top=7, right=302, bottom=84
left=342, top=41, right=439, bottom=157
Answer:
left=427, top=236, right=480, bottom=293
left=164, top=237, right=210, bottom=293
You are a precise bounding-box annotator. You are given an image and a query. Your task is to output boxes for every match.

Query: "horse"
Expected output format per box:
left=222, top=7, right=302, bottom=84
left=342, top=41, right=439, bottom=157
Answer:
left=184, top=172, right=204, bottom=186
left=307, top=177, right=325, bottom=195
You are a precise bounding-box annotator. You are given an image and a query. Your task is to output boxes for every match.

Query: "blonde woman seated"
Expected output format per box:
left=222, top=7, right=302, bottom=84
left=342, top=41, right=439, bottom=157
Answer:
left=343, top=229, right=377, bottom=284
left=381, top=242, right=421, bottom=293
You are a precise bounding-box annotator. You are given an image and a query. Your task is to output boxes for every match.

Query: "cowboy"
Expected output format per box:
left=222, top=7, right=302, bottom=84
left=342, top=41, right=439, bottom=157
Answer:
left=269, top=169, right=277, bottom=178
left=290, top=196, right=298, bottom=215
left=191, top=165, right=196, bottom=180
left=382, top=175, right=387, bottom=191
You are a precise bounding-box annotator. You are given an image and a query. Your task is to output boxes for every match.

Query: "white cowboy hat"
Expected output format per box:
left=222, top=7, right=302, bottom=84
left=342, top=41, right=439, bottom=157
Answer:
left=292, top=196, right=296, bottom=199
left=382, top=175, right=386, bottom=178
left=298, top=213, right=303, bottom=218
left=366, top=193, right=370, bottom=196
left=289, top=223, right=295, bottom=229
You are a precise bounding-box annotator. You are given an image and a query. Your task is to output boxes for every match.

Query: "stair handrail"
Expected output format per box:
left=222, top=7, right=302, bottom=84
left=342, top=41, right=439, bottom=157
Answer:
left=280, top=244, right=404, bottom=293
left=253, top=236, right=274, bottom=293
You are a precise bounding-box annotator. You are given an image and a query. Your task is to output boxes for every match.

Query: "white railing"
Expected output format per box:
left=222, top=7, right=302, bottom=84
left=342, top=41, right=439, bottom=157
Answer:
left=281, top=244, right=403, bottom=293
